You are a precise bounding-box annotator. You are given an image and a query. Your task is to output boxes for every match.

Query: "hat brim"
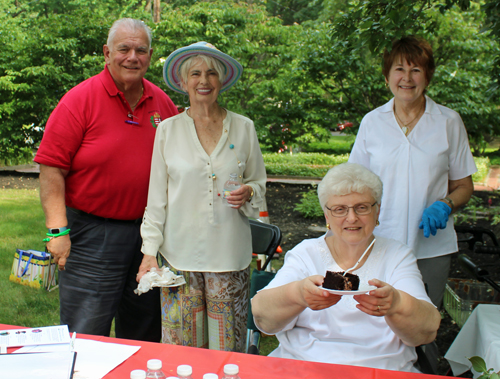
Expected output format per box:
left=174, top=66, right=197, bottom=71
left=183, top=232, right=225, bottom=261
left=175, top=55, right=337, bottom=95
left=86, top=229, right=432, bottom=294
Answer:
left=163, top=42, right=243, bottom=94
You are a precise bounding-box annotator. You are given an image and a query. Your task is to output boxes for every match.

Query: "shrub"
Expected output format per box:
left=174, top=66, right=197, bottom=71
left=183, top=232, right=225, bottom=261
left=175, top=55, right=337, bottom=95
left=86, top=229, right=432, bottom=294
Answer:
left=472, top=157, right=490, bottom=184
left=294, top=190, right=324, bottom=219
left=263, top=153, right=349, bottom=177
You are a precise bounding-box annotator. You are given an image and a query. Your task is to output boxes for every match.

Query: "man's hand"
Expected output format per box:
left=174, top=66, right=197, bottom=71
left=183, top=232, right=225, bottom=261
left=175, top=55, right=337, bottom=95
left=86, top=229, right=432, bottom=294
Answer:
left=47, top=234, right=71, bottom=271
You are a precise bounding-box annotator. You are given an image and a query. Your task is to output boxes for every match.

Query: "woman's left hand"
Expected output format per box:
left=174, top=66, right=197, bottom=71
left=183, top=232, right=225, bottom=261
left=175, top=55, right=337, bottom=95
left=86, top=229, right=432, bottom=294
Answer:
left=226, top=184, right=253, bottom=209
left=353, top=279, right=401, bottom=317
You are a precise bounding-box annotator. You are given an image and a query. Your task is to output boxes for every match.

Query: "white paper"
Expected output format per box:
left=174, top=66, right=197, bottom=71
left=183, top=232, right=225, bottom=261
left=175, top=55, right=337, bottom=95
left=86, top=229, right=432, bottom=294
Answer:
left=0, top=325, right=70, bottom=347
left=0, top=351, right=76, bottom=379
left=16, top=338, right=141, bottom=379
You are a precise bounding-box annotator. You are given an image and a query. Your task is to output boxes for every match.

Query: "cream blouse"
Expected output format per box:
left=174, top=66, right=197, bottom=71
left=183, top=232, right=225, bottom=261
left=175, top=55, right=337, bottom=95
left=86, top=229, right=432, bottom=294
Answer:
left=141, top=110, right=267, bottom=272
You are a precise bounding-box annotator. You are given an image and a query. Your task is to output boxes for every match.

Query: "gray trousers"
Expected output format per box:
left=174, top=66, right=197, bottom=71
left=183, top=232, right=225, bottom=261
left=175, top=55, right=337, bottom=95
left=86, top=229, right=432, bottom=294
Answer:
left=417, top=254, right=452, bottom=309
left=59, top=208, right=161, bottom=341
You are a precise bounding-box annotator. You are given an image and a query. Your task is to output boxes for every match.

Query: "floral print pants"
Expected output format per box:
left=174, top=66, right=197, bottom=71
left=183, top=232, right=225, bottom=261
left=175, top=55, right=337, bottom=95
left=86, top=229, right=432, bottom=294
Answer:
left=160, top=262, right=250, bottom=353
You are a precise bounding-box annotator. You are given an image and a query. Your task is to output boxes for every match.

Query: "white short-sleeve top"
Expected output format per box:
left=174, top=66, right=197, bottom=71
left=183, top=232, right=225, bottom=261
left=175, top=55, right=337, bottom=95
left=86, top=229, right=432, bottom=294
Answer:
left=349, top=96, right=477, bottom=259
left=259, top=235, right=432, bottom=372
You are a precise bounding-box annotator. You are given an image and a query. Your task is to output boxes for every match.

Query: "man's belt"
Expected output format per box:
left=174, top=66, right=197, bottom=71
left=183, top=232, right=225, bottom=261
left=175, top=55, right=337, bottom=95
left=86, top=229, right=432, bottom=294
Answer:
left=67, top=207, right=141, bottom=224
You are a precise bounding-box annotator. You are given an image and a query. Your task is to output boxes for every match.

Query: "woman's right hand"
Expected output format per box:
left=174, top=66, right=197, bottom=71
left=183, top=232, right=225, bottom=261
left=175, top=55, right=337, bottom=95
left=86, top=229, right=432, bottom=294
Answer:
left=252, top=275, right=342, bottom=334
left=136, top=255, right=160, bottom=282
left=298, top=275, right=342, bottom=310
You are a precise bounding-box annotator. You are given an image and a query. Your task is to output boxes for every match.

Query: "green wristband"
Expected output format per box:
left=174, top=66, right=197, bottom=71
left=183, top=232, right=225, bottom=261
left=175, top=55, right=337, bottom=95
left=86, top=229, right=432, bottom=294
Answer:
left=43, top=228, right=71, bottom=242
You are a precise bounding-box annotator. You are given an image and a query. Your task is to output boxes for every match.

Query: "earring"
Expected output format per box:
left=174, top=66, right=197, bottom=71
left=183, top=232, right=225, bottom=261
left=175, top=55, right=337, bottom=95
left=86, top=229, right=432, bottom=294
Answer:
left=326, top=223, right=330, bottom=230
left=183, top=93, right=189, bottom=104
left=376, top=220, right=380, bottom=226
left=385, top=82, right=389, bottom=89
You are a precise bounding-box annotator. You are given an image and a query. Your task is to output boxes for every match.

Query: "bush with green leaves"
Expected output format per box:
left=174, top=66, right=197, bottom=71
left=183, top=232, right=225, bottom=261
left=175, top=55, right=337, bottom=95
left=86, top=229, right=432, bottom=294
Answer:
left=263, top=152, right=349, bottom=177
left=472, top=157, right=491, bottom=184
left=294, top=190, right=324, bottom=219
left=301, top=135, right=356, bottom=155
left=485, top=149, right=500, bottom=166
left=454, top=194, right=500, bottom=226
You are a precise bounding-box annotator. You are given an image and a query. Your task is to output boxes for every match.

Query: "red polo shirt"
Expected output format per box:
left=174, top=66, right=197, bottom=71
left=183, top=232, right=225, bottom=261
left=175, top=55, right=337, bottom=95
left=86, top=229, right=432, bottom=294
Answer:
left=35, top=66, right=178, bottom=220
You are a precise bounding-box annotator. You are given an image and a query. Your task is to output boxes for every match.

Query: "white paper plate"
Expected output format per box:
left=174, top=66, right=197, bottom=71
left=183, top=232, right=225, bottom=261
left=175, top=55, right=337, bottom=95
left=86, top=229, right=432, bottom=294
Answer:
left=156, top=276, right=186, bottom=288
left=318, top=285, right=377, bottom=296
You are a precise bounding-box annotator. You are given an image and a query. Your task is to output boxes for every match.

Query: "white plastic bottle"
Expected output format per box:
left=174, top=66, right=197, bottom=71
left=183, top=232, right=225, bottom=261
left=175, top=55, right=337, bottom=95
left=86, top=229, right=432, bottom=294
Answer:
left=176, top=365, right=193, bottom=379
left=146, top=359, right=166, bottom=379
left=131, top=370, right=147, bottom=379
left=203, top=374, right=218, bottom=379
left=222, top=173, right=241, bottom=207
left=222, top=364, right=241, bottom=379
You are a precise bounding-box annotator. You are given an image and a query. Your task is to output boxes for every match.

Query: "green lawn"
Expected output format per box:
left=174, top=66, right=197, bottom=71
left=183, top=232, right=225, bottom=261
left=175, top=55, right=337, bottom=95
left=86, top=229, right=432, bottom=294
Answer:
left=0, top=189, right=60, bottom=327
left=0, top=188, right=277, bottom=351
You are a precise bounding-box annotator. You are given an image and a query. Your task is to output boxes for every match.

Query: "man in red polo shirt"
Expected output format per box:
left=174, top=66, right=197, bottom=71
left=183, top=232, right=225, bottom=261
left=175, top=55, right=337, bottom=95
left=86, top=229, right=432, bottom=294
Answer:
left=34, top=18, right=178, bottom=342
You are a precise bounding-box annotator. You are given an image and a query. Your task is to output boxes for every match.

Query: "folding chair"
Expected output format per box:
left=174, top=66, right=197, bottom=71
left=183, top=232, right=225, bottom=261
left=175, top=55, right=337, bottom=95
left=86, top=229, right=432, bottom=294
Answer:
left=246, top=219, right=282, bottom=354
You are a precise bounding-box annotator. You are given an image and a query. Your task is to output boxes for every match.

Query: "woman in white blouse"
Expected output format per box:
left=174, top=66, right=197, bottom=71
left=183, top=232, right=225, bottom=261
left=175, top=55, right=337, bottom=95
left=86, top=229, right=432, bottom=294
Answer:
left=137, top=42, right=266, bottom=352
left=349, top=36, right=476, bottom=308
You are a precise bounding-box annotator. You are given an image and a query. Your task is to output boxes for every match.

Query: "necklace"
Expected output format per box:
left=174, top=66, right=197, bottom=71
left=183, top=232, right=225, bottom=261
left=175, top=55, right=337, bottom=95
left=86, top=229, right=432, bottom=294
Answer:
left=131, top=86, right=144, bottom=110
left=394, top=100, right=425, bottom=136
left=188, top=108, right=243, bottom=199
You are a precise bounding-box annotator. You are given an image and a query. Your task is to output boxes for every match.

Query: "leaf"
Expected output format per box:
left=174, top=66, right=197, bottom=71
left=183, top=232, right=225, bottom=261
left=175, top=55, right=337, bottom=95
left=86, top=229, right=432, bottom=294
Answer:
left=469, top=356, right=488, bottom=373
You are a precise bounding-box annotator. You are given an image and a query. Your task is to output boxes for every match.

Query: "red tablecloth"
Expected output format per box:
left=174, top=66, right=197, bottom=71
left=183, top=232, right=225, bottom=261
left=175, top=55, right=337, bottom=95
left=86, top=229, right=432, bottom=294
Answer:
left=1, top=324, right=446, bottom=378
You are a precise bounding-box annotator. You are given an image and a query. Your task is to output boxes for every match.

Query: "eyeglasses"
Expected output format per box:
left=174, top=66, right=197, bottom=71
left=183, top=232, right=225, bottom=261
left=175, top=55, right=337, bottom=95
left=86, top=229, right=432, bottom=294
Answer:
left=325, top=202, right=377, bottom=217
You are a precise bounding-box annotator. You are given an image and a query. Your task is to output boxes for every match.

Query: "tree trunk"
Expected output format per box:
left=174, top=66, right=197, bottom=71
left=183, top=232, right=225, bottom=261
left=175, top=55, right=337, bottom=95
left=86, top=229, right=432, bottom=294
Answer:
left=153, top=0, right=161, bottom=23
left=144, top=0, right=151, bottom=12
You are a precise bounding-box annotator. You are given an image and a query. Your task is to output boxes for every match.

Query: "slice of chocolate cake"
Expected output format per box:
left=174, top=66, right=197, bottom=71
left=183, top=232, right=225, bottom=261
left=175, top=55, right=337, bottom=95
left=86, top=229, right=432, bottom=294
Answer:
left=322, top=271, right=360, bottom=291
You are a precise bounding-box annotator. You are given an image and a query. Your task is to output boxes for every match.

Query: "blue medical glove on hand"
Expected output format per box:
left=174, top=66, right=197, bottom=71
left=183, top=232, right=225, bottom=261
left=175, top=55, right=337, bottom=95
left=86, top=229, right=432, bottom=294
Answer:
left=418, top=201, right=452, bottom=238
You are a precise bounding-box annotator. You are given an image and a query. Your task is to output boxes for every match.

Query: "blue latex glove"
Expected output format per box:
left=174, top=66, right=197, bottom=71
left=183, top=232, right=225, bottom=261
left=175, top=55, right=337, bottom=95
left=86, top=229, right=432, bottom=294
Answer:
left=418, top=201, right=452, bottom=238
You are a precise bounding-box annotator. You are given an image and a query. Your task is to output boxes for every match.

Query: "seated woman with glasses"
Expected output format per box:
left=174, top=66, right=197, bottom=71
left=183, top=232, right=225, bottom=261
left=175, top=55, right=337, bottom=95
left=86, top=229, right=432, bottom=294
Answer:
left=251, top=163, right=440, bottom=372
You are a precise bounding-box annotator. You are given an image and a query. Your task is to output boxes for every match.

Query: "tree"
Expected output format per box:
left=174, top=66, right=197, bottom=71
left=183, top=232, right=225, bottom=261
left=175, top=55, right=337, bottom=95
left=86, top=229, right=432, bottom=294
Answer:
left=0, top=0, right=149, bottom=163
left=151, top=2, right=319, bottom=151
left=482, top=0, right=500, bottom=92
left=306, top=0, right=500, bottom=152
left=264, top=0, right=324, bottom=25
left=425, top=4, right=500, bottom=153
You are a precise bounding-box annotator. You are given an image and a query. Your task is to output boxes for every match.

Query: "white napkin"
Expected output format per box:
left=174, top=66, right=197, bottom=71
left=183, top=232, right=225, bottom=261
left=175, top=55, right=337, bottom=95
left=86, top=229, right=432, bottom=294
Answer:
left=134, top=266, right=186, bottom=295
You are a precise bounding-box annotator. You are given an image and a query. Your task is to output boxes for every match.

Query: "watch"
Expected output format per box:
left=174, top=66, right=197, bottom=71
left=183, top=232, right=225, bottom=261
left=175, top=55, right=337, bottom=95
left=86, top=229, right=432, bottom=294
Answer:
left=441, top=197, right=455, bottom=210
left=47, top=226, right=69, bottom=234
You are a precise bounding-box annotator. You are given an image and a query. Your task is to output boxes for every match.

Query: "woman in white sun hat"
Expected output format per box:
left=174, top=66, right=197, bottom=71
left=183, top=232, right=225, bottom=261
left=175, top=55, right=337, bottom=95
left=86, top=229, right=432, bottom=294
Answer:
left=137, top=41, right=266, bottom=352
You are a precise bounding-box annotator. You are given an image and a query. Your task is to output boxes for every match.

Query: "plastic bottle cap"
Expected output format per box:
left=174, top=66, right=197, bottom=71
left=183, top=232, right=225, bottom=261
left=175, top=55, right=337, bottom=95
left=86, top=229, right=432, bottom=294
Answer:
left=224, top=364, right=239, bottom=375
left=130, top=369, right=147, bottom=379
left=147, top=359, right=163, bottom=370
left=177, top=365, right=193, bottom=376
left=203, top=374, right=218, bottom=379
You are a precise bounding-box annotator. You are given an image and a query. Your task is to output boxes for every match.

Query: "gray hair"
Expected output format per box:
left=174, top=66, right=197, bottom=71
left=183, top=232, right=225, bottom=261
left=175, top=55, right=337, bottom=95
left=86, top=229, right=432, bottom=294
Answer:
left=107, top=18, right=152, bottom=50
left=179, top=55, right=226, bottom=92
left=317, top=163, right=383, bottom=209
